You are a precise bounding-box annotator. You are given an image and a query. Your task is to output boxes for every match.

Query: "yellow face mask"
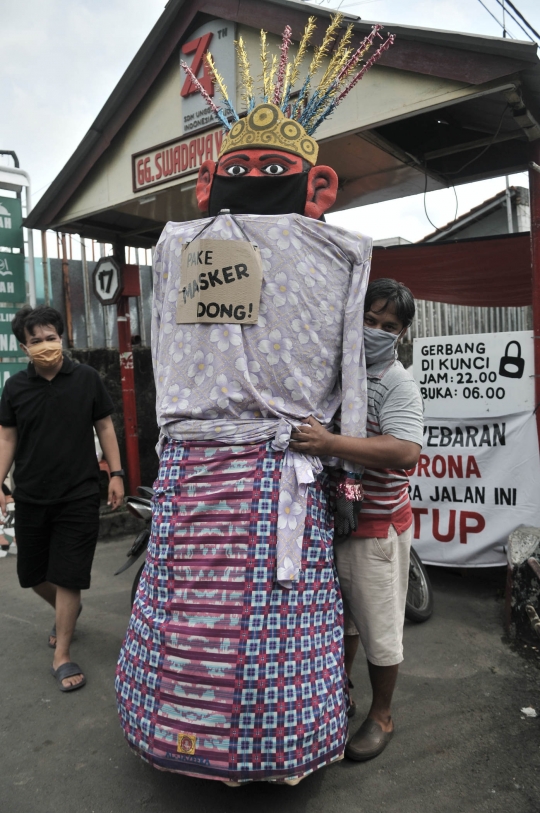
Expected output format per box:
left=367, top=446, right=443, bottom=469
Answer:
left=26, top=340, right=63, bottom=368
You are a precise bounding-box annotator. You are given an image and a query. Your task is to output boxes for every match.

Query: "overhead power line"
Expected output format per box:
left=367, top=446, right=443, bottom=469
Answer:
left=476, top=0, right=515, bottom=37
left=492, top=0, right=536, bottom=41
left=498, top=0, right=540, bottom=40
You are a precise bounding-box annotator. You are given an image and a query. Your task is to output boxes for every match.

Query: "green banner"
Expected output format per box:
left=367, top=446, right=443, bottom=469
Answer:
left=0, top=197, right=24, bottom=250
left=0, top=252, right=27, bottom=303
left=0, top=362, right=26, bottom=397
left=0, top=308, right=21, bottom=357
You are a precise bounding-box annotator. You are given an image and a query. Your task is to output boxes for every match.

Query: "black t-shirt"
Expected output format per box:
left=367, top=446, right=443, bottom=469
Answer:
left=0, top=357, right=114, bottom=504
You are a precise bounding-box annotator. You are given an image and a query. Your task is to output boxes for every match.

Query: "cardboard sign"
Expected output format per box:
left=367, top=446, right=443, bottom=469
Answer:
left=408, top=413, right=540, bottom=567
left=176, top=238, right=263, bottom=324
left=413, top=330, right=534, bottom=418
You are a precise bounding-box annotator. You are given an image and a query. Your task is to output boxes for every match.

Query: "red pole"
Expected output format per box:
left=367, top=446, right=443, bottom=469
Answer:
left=530, top=142, right=540, bottom=446
left=117, top=295, right=141, bottom=495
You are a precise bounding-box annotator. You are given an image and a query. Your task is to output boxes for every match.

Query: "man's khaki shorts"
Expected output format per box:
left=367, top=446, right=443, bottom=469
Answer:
left=335, top=525, right=412, bottom=667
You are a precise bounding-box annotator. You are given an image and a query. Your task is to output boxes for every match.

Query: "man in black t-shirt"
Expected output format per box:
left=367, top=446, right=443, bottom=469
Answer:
left=0, top=306, right=124, bottom=692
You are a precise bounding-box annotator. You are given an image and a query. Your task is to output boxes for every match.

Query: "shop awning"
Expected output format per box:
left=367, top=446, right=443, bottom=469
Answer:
left=370, top=232, right=531, bottom=306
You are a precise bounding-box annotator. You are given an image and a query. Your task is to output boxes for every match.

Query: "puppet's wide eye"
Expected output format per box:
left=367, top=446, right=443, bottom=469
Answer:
left=263, top=164, right=286, bottom=175
left=226, top=165, right=248, bottom=176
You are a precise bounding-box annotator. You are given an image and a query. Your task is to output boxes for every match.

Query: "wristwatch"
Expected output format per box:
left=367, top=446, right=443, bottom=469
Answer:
left=110, top=469, right=125, bottom=478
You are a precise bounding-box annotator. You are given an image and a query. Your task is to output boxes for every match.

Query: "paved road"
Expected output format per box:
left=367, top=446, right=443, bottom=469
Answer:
left=1, top=538, right=539, bottom=813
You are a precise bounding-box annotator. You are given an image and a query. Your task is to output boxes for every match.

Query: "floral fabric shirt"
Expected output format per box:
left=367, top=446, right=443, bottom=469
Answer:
left=152, top=213, right=371, bottom=585
left=153, top=213, right=370, bottom=446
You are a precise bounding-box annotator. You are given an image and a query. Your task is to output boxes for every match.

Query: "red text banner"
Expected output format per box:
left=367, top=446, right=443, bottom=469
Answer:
left=408, top=413, right=540, bottom=567
left=132, top=128, right=224, bottom=193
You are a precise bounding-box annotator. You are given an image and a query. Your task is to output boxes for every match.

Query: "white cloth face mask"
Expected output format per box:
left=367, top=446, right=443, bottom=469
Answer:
left=363, top=326, right=400, bottom=366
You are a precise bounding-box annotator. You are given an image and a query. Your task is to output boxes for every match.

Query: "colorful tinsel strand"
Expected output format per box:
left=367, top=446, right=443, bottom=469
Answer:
left=268, top=54, right=278, bottom=100
left=305, top=33, right=395, bottom=134
left=289, top=16, right=317, bottom=89
left=260, top=30, right=271, bottom=101
left=300, top=25, right=382, bottom=132
left=336, top=34, right=395, bottom=103
left=179, top=60, right=232, bottom=130
left=282, top=16, right=317, bottom=110
left=205, top=53, right=237, bottom=121
left=196, top=15, right=394, bottom=138
left=317, top=22, right=354, bottom=98
left=337, top=25, right=382, bottom=82
left=272, top=25, right=293, bottom=106
left=292, top=13, right=344, bottom=117
left=235, top=36, right=255, bottom=112
left=281, top=63, right=292, bottom=106
left=307, top=12, right=344, bottom=81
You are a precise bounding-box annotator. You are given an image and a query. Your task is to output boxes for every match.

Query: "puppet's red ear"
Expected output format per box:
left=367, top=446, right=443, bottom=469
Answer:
left=196, top=160, right=216, bottom=212
left=304, top=165, right=338, bottom=219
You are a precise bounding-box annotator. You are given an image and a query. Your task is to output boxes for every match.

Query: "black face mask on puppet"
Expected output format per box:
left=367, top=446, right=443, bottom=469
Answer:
left=208, top=171, right=310, bottom=217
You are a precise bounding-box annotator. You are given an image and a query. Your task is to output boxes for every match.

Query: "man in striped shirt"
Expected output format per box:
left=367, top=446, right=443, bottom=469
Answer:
left=291, top=278, right=423, bottom=762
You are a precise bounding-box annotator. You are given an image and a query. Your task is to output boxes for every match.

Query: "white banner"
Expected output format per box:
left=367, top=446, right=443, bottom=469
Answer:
left=408, top=412, right=540, bottom=566
left=413, top=330, right=534, bottom=418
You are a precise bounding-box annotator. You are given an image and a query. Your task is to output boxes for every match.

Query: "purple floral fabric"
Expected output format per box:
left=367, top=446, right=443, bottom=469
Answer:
left=152, top=213, right=371, bottom=584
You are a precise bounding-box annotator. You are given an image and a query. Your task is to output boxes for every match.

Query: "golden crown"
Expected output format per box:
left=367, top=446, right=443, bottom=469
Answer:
left=181, top=14, right=395, bottom=165
left=220, top=103, right=319, bottom=165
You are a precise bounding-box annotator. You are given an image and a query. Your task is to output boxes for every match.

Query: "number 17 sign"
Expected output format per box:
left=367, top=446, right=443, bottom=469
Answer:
left=92, top=257, right=122, bottom=305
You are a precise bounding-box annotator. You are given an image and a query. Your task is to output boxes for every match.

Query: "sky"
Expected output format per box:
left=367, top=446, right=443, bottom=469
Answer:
left=2, top=0, right=539, bottom=252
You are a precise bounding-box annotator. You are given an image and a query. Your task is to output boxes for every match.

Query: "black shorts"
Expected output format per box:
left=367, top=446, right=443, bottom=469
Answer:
left=15, top=495, right=100, bottom=590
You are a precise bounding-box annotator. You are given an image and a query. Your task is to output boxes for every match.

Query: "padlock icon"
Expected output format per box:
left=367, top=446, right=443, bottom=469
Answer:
left=498, top=340, right=525, bottom=379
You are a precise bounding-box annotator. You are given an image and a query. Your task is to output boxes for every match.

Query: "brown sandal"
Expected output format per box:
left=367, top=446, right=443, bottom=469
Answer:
left=345, top=718, right=394, bottom=761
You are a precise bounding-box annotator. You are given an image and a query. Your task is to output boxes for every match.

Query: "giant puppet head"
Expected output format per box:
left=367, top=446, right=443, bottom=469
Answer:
left=196, top=102, right=338, bottom=219
left=182, top=16, right=395, bottom=220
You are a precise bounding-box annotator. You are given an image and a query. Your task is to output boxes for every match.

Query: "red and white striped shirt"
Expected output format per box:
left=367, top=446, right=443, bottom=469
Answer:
left=352, top=359, right=423, bottom=539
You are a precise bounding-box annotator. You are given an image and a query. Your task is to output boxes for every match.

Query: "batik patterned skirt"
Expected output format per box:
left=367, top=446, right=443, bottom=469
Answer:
left=115, top=439, right=347, bottom=783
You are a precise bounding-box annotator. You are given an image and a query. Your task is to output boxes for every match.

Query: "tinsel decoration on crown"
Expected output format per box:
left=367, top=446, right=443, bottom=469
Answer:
left=181, top=14, right=395, bottom=166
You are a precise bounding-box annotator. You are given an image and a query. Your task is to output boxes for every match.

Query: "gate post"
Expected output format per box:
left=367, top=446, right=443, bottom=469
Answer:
left=530, top=143, right=540, bottom=445
left=116, top=294, right=141, bottom=495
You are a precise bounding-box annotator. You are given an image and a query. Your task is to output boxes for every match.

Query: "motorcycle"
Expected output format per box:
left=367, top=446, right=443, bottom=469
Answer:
left=406, top=546, right=433, bottom=623
left=0, top=501, right=16, bottom=557
left=114, top=486, right=153, bottom=605
left=116, top=487, right=434, bottom=623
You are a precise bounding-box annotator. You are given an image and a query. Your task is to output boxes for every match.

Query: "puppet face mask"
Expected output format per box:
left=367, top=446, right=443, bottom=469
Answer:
left=207, top=148, right=310, bottom=216
left=197, top=147, right=338, bottom=219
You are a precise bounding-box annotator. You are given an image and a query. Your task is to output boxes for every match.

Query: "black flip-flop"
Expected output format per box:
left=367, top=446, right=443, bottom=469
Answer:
left=50, top=661, right=86, bottom=692
left=48, top=604, right=83, bottom=649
